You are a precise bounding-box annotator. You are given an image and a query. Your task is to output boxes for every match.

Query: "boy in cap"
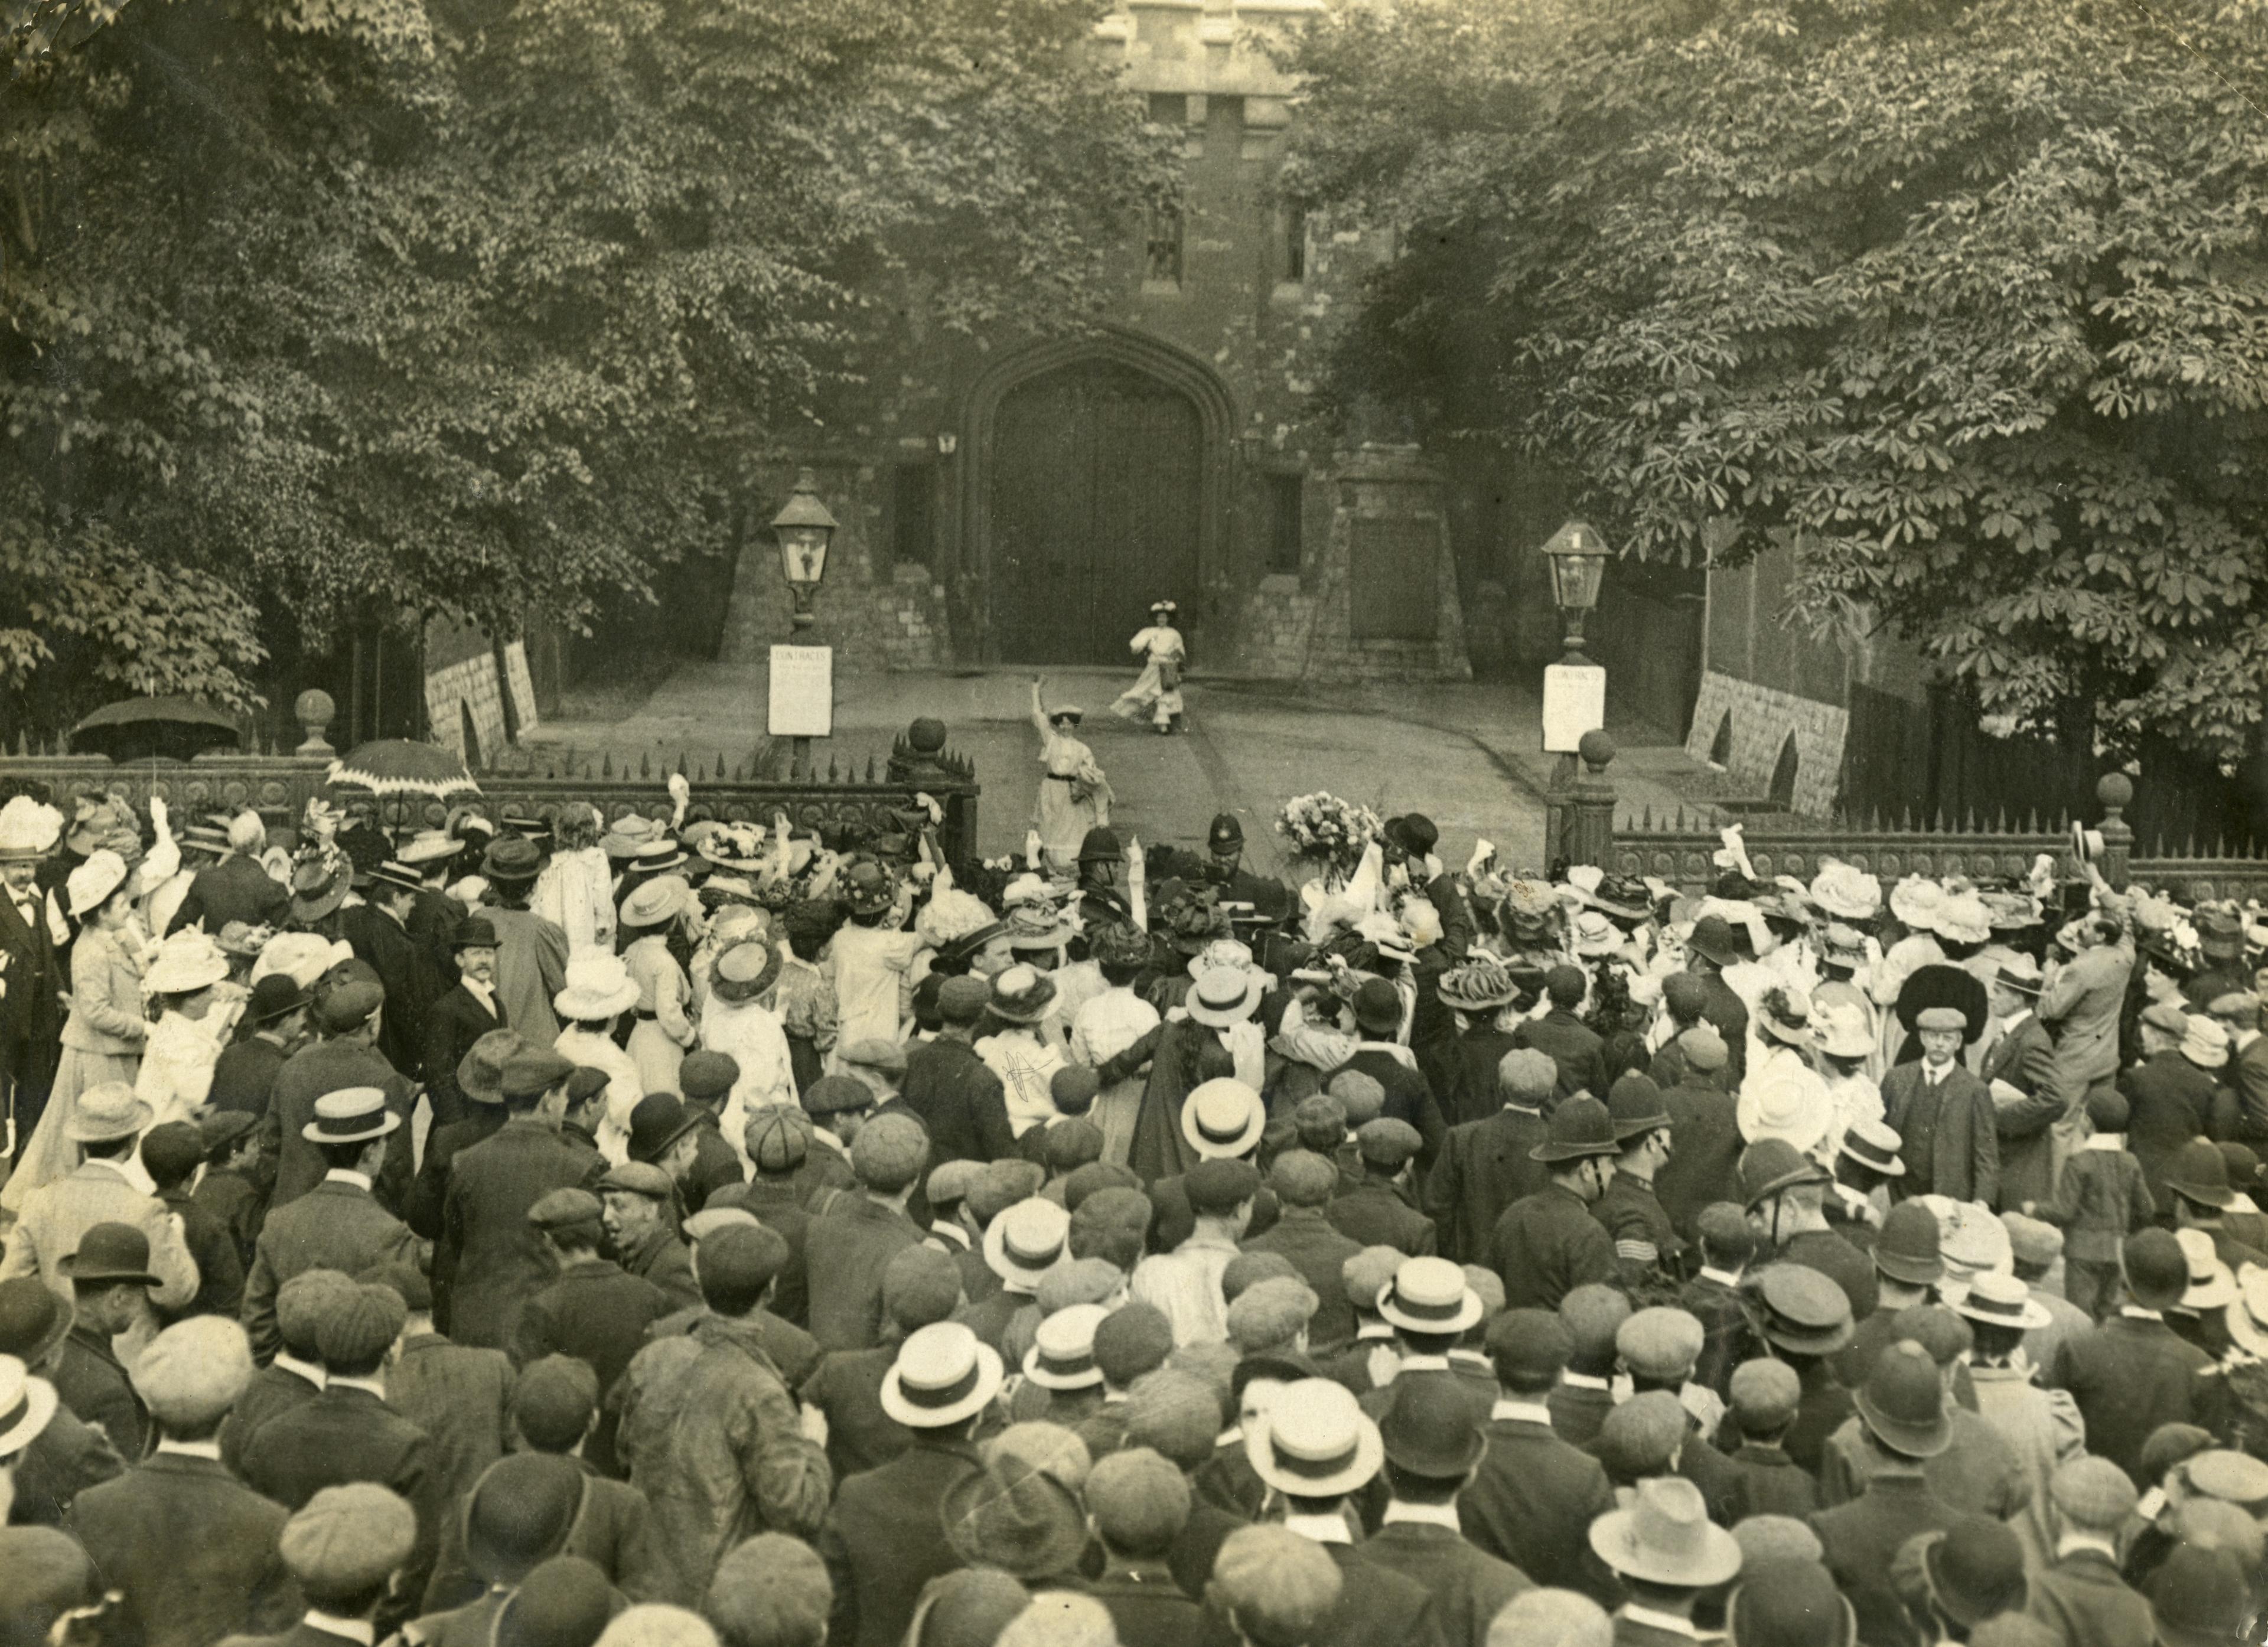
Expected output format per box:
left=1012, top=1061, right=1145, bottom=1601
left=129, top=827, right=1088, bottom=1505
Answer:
left=64, top=1316, right=298, bottom=1646
left=220, top=1267, right=351, bottom=1476
left=1462, top=1309, right=1618, bottom=1602
left=1082, top=1446, right=1208, bottom=1647
left=1490, top=1095, right=1621, bottom=1311
left=1207, top=1524, right=1345, bottom=1647
left=138, top=1118, right=246, bottom=1324
left=646, top=1224, right=829, bottom=1602
left=1552, top=1284, right=1630, bottom=1447
left=260, top=1483, right=423, bottom=1647
left=2045, top=1228, right=2211, bottom=1484
left=1722, top=1358, right=1817, bottom=1520
left=804, top=1112, right=929, bottom=1352
left=1423, top=1047, right=1555, bottom=1265
left=1326, top=1117, right=1437, bottom=1257
left=510, top=1186, right=676, bottom=1472
left=2024, top=1458, right=2151, bottom=1647
left=814, top=1320, right=1002, bottom=1647
left=676, top=1050, right=754, bottom=1215
left=1617, top=1306, right=1735, bottom=1501
left=1243, top=1150, right=1366, bottom=1348
left=719, top=1108, right=816, bottom=1326
left=1881, top=1006, right=1998, bottom=1206
left=1239, top=1376, right=1443, bottom=1647
left=1680, top=1203, right=1755, bottom=1396
left=242, top=1087, right=423, bottom=1363
left=438, top=1046, right=604, bottom=1349
left=1361, top=1375, right=1532, bottom=1647
left=798, top=1242, right=965, bottom=1482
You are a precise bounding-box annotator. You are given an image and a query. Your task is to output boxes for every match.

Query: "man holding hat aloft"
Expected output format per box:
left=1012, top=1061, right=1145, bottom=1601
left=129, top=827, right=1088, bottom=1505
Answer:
left=64, top=1315, right=299, bottom=1646
left=0, top=1081, right=199, bottom=1316
left=645, top=1222, right=830, bottom=1602
left=438, top=1045, right=605, bottom=1350
left=1488, top=1093, right=1621, bottom=1311
left=1590, top=1474, right=1744, bottom=1647
left=242, top=1087, right=422, bottom=1362
left=262, top=960, right=415, bottom=1213
left=2023, top=1458, right=2153, bottom=1647
left=1240, top=1375, right=1443, bottom=1647
left=1358, top=1374, right=1531, bottom=1647
left=814, top=1320, right=1001, bottom=1647
left=804, top=1112, right=929, bottom=1352
left=1423, top=1046, right=1555, bottom=1267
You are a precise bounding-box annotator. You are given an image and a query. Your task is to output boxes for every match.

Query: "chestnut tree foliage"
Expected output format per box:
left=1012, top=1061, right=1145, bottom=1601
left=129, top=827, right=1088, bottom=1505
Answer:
left=1, top=0, right=1169, bottom=716
left=1283, top=0, right=2268, bottom=767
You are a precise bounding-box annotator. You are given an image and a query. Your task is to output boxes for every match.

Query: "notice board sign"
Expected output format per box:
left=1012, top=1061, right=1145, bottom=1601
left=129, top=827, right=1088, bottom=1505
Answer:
left=1542, top=663, right=1606, bottom=754
left=768, top=646, right=834, bottom=739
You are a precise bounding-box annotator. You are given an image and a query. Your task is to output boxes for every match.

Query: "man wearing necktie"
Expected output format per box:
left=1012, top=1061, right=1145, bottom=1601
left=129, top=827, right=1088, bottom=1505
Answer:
left=0, top=795, right=66, bottom=1176
left=1882, top=1004, right=1999, bottom=1205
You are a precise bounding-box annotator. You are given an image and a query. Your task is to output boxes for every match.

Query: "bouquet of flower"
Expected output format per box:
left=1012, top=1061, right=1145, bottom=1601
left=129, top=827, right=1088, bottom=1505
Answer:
left=1275, top=792, right=1382, bottom=879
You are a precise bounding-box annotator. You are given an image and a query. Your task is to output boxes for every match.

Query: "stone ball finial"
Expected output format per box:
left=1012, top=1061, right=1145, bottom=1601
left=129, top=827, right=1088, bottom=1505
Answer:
left=907, top=717, right=948, bottom=755
left=2096, top=771, right=2133, bottom=814
left=294, top=689, right=336, bottom=758
left=1578, top=729, right=1617, bottom=772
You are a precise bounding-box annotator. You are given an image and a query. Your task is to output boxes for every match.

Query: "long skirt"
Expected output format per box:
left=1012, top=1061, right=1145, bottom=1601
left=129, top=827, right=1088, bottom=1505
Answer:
left=627, top=1019, right=687, bottom=1096
left=2, top=1046, right=140, bottom=1211
left=1093, top=1077, right=1143, bottom=1168
left=1110, top=661, right=1183, bottom=727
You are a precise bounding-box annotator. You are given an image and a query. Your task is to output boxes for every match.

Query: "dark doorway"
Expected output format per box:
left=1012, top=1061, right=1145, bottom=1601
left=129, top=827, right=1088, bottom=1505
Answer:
left=988, top=358, right=1203, bottom=663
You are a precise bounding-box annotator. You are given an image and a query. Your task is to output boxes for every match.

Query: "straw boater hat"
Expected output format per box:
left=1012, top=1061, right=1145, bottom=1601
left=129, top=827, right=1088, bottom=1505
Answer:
left=1951, top=1271, right=2052, bottom=1333
left=1186, top=965, right=1264, bottom=1029
left=881, top=1322, right=1005, bottom=1428
left=1376, top=1257, right=1483, bottom=1336
left=0, top=796, right=62, bottom=863
left=984, top=1198, right=1071, bottom=1291
left=397, top=830, right=460, bottom=868
left=1022, top=1304, right=1109, bottom=1392
left=1809, top=862, right=1882, bottom=923
left=553, top=952, right=641, bottom=1023
left=0, top=1355, right=60, bottom=1458
left=1243, top=1378, right=1383, bottom=1500
left=1837, top=1118, right=1906, bottom=1180
left=618, top=875, right=691, bottom=931
left=1181, top=1079, right=1266, bottom=1160
left=1184, top=937, right=1256, bottom=980
left=300, top=1087, right=400, bottom=1147
left=1588, top=1476, right=1743, bottom=1589
left=2176, top=1229, right=2240, bottom=1312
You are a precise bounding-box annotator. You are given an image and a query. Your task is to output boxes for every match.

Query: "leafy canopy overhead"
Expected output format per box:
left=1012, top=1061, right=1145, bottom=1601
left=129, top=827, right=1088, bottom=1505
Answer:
left=1, top=0, right=1171, bottom=720
left=1283, top=0, right=2268, bottom=767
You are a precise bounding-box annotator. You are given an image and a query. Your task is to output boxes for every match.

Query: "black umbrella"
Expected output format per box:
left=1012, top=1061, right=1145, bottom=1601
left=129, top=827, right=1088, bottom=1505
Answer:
left=69, top=696, right=243, bottom=762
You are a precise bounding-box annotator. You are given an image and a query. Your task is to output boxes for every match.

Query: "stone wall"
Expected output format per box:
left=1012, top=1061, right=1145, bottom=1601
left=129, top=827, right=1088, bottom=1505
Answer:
left=1685, top=669, right=1848, bottom=817
left=423, top=640, right=540, bottom=765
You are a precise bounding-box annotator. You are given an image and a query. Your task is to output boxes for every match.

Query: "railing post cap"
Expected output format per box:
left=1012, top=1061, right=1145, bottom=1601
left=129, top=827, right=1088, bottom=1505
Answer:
left=2096, top=771, right=2133, bottom=813
left=294, top=689, right=336, bottom=758
left=1578, top=729, right=1617, bottom=771
left=907, top=717, right=949, bottom=755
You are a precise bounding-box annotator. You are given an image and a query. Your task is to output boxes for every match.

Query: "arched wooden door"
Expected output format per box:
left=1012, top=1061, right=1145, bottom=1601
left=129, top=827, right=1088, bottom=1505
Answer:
left=987, top=358, right=1203, bottom=663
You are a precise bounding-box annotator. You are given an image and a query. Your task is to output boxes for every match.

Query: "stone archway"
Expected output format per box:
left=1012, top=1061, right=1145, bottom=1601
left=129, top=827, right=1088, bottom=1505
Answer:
left=961, top=328, right=1234, bottom=664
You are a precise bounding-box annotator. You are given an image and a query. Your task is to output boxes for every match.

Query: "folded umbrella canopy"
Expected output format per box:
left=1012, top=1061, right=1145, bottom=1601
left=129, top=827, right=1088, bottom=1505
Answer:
left=69, top=696, right=242, bottom=763
left=327, top=739, right=481, bottom=799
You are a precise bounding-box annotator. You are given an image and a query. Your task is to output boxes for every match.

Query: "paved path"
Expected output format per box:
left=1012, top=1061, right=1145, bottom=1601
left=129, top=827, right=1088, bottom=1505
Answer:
left=529, top=663, right=1708, bottom=871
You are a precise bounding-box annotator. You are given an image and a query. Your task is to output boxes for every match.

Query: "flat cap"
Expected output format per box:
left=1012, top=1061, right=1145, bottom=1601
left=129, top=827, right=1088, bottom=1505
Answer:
left=1355, top=1116, right=1423, bottom=1169
left=1269, top=1149, right=1340, bottom=1208
left=1999, top=1210, right=2061, bottom=1268
left=1227, top=1277, right=1319, bottom=1354
left=598, top=1160, right=675, bottom=1199
left=500, top=1046, right=576, bottom=1100
left=700, top=1224, right=791, bottom=1299
left=1034, top=1257, right=1126, bottom=1317
left=927, top=1159, right=981, bottom=1208
left=1617, top=1307, right=1706, bottom=1381
left=1890, top=1304, right=1972, bottom=1368
left=527, top=1188, right=605, bottom=1232
left=1728, top=1515, right=1823, bottom=1573
left=1184, top=1157, right=1262, bottom=1215
left=198, top=1108, right=259, bottom=1160
left=677, top=1050, right=740, bottom=1103
left=1122, top=1369, right=1226, bottom=1471
left=1678, top=1025, right=1730, bottom=1073
left=1488, top=1590, right=1614, bottom=1647
left=2050, top=1456, right=2139, bottom=1529
left=1663, top=973, right=1709, bottom=1017
left=1595, top=1390, right=1689, bottom=1482
left=1325, top=1069, right=1386, bottom=1125
left=513, top=1356, right=601, bottom=1452
left=1061, top=1161, right=1141, bottom=1214
left=706, top=1533, right=832, bottom=1647
left=1086, top=1447, right=1191, bottom=1557
left=839, top=1037, right=909, bottom=1078
left=276, top=1268, right=359, bottom=1356
left=1343, top=1245, right=1404, bottom=1313
left=972, top=1159, right=1048, bottom=1224
left=315, top=1282, right=408, bottom=1368
left=1292, top=1092, right=1347, bottom=1147
left=1210, top=1525, right=1344, bottom=1645
left=138, top=1121, right=205, bottom=1188
left=1697, top=1202, right=1757, bottom=1260
left=312, top=971, right=386, bottom=1035
left=279, top=1483, right=418, bottom=1595
left=1497, top=1048, right=1559, bottom=1104
left=498, top=1556, right=614, bottom=1647
left=1486, top=1308, right=1573, bottom=1385
left=1093, top=1303, right=1174, bottom=1388
left=1050, top=1064, right=1102, bottom=1114
left=132, top=1316, right=254, bottom=1430
left=1561, top=1283, right=1634, bottom=1359
left=1729, top=1357, right=1802, bottom=1431
left=882, top=1244, right=964, bottom=1333
left=679, top=1208, right=757, bottom=1247
left=1040, top=1118, right=1104, bottom=1177
left=2183, top=1448, right=2268, bottom=1508
left=595, top=1607, right=722, bottom=1647
left=2125, top=1227, right=2189, bottom=1306
left=1915, top=1006, right=1967, bottom=1032
left=1221, top=1250, right=1299, bottom=1304
left=747, top=1107, right=810, bottom=1175
left=851, top=1111, right=930, bottom=1193
left=562, top=1067, right=611, bottom=1112
left=803, top=1075, right=875, bottom=1117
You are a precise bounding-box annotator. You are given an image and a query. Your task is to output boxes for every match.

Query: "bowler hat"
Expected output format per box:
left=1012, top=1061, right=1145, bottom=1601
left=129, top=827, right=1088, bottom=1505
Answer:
left=2164, top=1138, right=2236, bottom=1208
left=497, top=1555, right=615, bottom=1647
left=1485, top=1308, right=1572, bottom=1386
left=247, top=973, right=308, bottom=1025
left=1689, top=915, right=1741, bottom=967
left=66, top=1223, right=159, bottom=1289
left=483, top=836, right=543, bottom=883
left=627, top=1092, right=703, bottom=1163
left=1913, top=1522, right=2028, bottom=1628
left=0, top=1279, right=70, bottom=1366
left=1726, top=1560, right=1852, bottom=1647
left=1606, top=1072, right=1671, bottom=1141
left=463, top=1453, right=586, bottom=1585
left=1378, top=1370, right=1486, bottom=1478
left=2126, top=1227, right=2189, bottom=1307
left=1873, top=1201, right=1944, bottom=1286
left=2148, top=1545, right=2251, bottom=1647
left=1351, top=977, right=1404, bottom=1035
left=1855, top=1341, right=1950, bottom=1457
left=1588, top=1475, right=1743, bottom=1588
left=1529, top=1093, right=1619, bottom=1163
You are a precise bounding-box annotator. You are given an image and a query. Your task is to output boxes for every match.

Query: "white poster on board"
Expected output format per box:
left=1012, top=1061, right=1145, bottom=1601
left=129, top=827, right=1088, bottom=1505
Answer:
left=1542, top=663, right=1606, bottom=754
left=768, top=645, right=833, bottom=738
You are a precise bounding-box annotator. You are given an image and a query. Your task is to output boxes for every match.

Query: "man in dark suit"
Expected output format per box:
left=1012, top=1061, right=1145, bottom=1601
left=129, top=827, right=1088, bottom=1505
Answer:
left=405, top=1028, right=518, bottom=1250
left=345, top=862, right=442, bottom=1085
left=2025, top=1457, right=2156, bottom=1647
left=804, top=1112, right=929, bottom=1353
left=220, top=1269, right=352, bottom=1475
left=1881, top=1007, right=1999, bottom=1205
left=1514, top=965, right=1610, bottom=1101
left=897, top=976, right=1018, bottom=1163
left=1683, top=918, right=1751, bottom=1090
left=1332, top=979, right=1448, bottom=1168
left=2122, top=1002, right=2223, bottom=1205
left=1240, top=1374, right=1445, bottom=1647
left=226, top=1479, right=422, bottom=1647
left=64, top=1316, right=301, bottom=1647
left=49, top=1222, right=155, bottom=1460
left=437, top=1047, right=602, bottom=1349
left=418, top=918, right=506, bottom=1132
left=1648, top=1028, right=1741, bottom=1240
left=715, top=1110, right=814, bottom=1326
left=0, top=797, right=64, bottom=1176
left=242, top=1090, right=424, bottom=1364
left=398, top=834, right=465, bottom=993
left=1982, top=958, right=2063, bottom=1212
left=1424, top=1048, right=1554, bottom=1266
left=2048, top=1229, right=2213, bottom=1485
left=1243, top=1150, right=1366, bottom=1347
left=1489, top=1096, right=1621, bottom=1311
left=1361, top=1376, right=1532, bottom=1647
left=1325, top=1118, right=1438, bottom=1257
left=262, top=967, right=415, bottom=1214
left=364, top=1263, right=510, bottom=1534
left=1081, top=1447, right=1211, bottom=1647
left=165, top=811, right=289, bottom=936
left=509, top=1189, right=675, bottom=1476
left=240, top=1281, right=441, bottom=1616
left=2211, top=989, right=2268, bottom=1144
left=815, top=1321, right=998, bottom=1647
left=208, top=976, right=307, bottom=1126
left=141, top=1122, right=247, bottom=1324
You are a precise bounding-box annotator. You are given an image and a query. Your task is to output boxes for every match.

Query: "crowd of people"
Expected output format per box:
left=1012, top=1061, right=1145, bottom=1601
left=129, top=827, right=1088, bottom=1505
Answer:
left=0, top=771, right=2262, bottom=1647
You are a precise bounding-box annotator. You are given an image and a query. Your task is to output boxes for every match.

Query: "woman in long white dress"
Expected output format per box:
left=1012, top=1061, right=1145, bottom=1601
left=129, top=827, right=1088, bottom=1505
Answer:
left=3, top=850, right=149, bottom=1209
left=136, top=927, right=245, bottom=1128
left=1110, top=600, right=1187, bottom=733
left=1029, top=678, right=1113, bottom=872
